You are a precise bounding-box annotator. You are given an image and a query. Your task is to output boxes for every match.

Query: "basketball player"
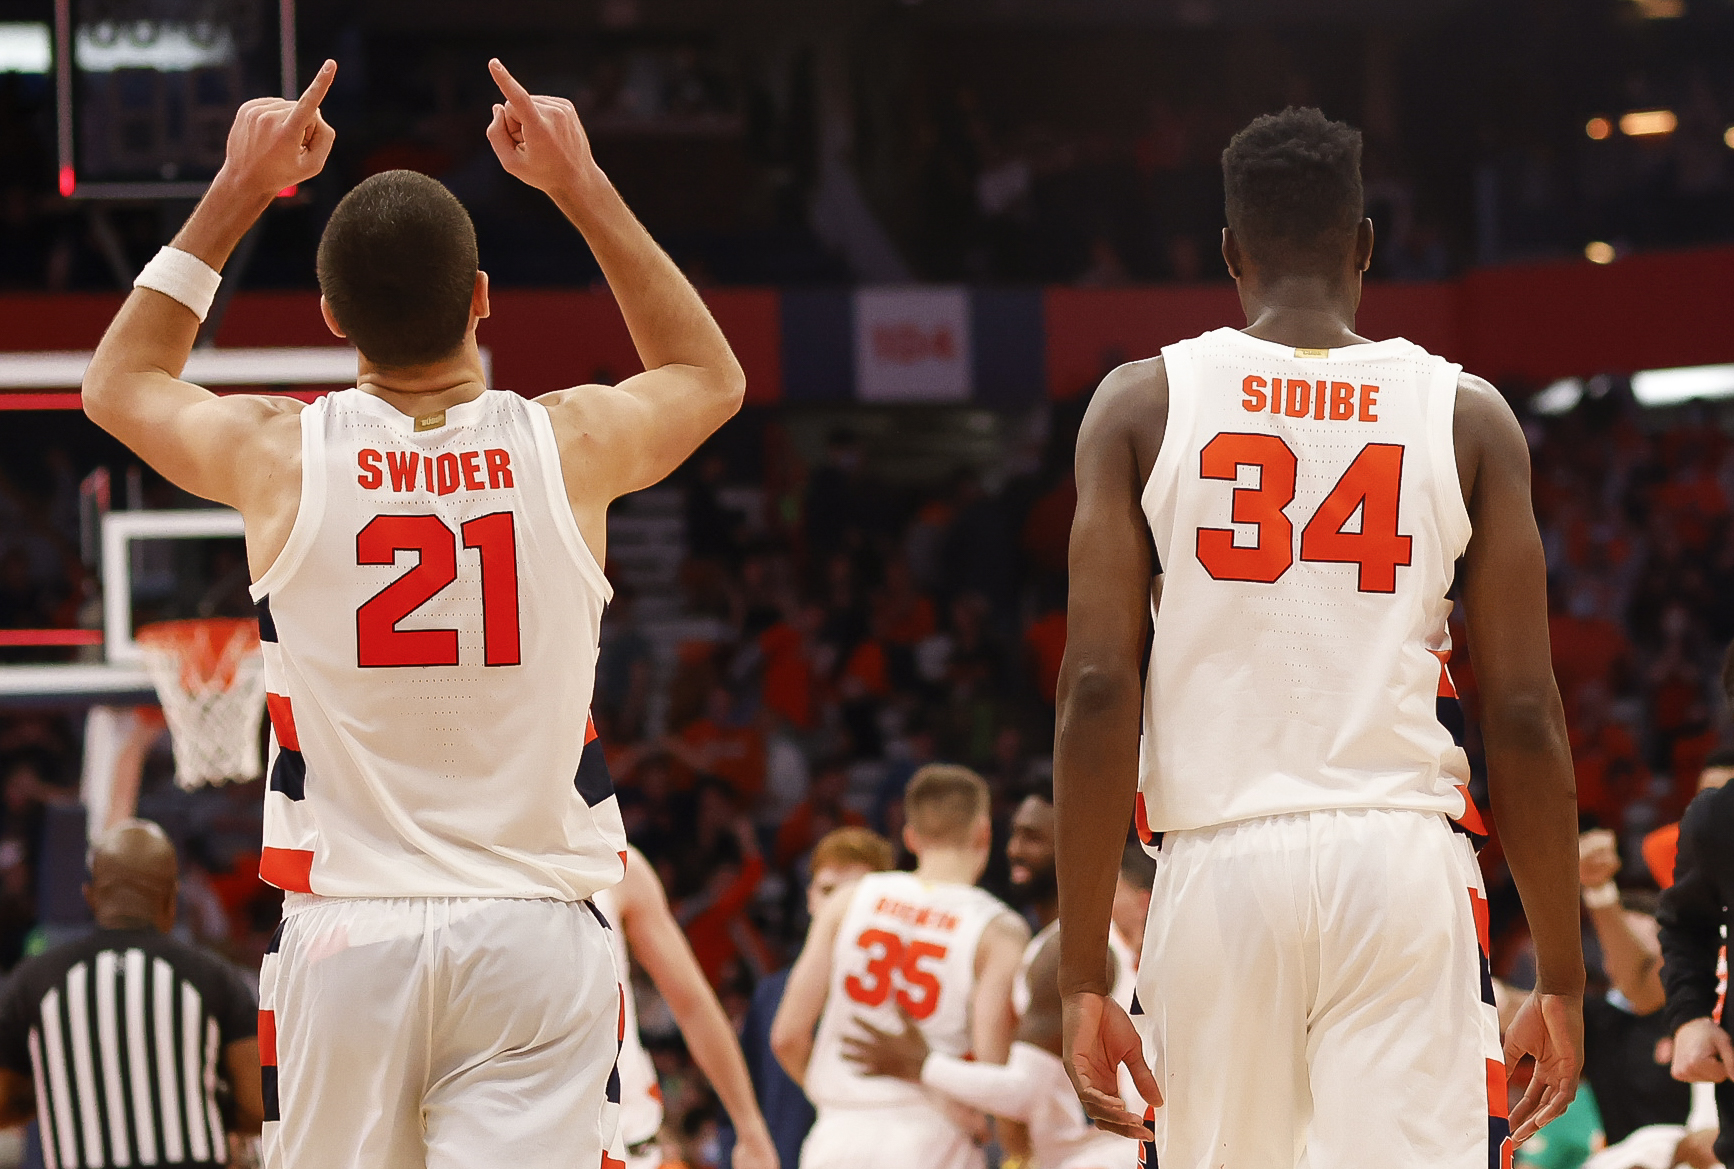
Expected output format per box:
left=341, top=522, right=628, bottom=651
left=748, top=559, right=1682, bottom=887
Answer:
left=842, top=848, right=1156, bottom=1169
left=1052, top=107, right=1585, bottom=1169
left=769, top=765, right=1029, bottom=1169
left=596, top=844, right=779, bottom=1169
left=81, top=58, right=746, bottom=1167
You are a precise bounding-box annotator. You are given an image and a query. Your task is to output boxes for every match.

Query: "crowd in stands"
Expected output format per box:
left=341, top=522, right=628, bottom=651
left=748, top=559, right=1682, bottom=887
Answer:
left=1, top=370, right=1734, bottom=1161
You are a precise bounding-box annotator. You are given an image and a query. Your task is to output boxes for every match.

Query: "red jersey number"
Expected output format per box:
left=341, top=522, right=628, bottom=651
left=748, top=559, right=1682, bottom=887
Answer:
left=842, top=929, right=949, bottom=1021
left=356, top=512, right=522, bottom=667
left=1195, top=436, right=1411, bottom=594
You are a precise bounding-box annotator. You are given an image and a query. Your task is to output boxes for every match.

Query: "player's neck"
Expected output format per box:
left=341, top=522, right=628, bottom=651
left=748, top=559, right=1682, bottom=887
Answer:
left=1238, top=278, right=1371, bottom=351
left=355, top=337, right=491, bottom=416
left=913, top=847, right=986, bottom=886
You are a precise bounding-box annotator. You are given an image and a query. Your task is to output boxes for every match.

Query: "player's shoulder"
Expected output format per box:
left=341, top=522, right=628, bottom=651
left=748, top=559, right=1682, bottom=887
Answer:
left=1451, top=370, right=1527, bottom=469
left=1090, top=356, right=1168, bottom=420
left=1679, top=779, right=1734, bottom=846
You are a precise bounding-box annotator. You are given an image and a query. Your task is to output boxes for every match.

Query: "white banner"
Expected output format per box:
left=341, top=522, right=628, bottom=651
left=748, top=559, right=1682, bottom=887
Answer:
left=854, top=287, right=973, bottom=403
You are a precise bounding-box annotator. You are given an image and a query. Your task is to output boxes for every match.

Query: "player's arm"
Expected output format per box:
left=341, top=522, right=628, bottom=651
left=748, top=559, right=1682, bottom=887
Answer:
left=486, top=60, right=744, bottom=509
left=1054, top=361, right=1164, bottom=1139
left=1453, top=373, right=1585, bottom=1141
left=970, top=910, right=1030, bottom=1066
left=81, top=64, right=335, bottom=509
left=613, top=846, right=778, bottom=1169
left=223, top=1037, right=266, bottom=1135
left=769, top=876, right=854, bottom=1086
left=842, top=1012, right=1046, bottom=1123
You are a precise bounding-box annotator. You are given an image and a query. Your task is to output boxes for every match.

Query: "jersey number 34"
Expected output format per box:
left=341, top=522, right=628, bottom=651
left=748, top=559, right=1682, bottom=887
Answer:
left=355, top=513, right=521, bottom=668
left=843, top=929, right=948, bottom=1020
left=1195, top=435, right=1413, bottom=593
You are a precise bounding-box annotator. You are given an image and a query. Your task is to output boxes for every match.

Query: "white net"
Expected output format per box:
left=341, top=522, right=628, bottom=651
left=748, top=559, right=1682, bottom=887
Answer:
left=135, top=619, right=265, bottom=791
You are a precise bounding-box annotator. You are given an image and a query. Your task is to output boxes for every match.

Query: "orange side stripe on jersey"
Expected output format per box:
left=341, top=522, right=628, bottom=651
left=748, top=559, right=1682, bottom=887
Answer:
left=617, top=986, right=626, bottom=1043
left=1485, top=1058, right=1508, bottom=1120
left=258, top=1010, right=277, bottom=1067
left=1133, top=795, right=1154, bottom=845
left=586, top=716, right=600, bottom=747
left=1430, top=649, right=1459, bottom=699
left=260, top=847, right=315, bottom=893
left=1469, top=888, right=1491, bottom=955
left=1454, top=785, right=1488, bottom=837
left=265, top=693, right=300, bottom=751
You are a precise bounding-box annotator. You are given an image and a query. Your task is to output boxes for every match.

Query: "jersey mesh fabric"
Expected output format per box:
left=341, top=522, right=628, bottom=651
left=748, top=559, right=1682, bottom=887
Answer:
left=1138, top=329, right=1474, bottom=836
left=249, top=389, right=625, bottom=900
left=805, top=871, right=1010, bottom=1111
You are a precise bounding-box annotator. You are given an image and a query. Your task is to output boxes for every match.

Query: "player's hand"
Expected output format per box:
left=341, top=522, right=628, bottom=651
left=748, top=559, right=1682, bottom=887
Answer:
left=487, top=58, right=598, bottom=196
left=1674, top=1128, right=1721, bottom=1169
left=1061, top=990, right=1160, bottom=1140
left=840, top=1009, right=929, bottom=1081
left=1502, top=991, right=1583, bottom=1143
left=1671, top=1017, right=1734, bottom=1083
left=1577, top=829, right=1620, bottom=889
left=218, top=60, right=337, bottom=199
left=730, top=1127, right=780, bottom=1169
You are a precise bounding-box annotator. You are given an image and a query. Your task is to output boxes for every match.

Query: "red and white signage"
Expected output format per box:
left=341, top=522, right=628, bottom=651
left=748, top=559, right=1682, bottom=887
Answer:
left=854, top=288, right=973, bottom=403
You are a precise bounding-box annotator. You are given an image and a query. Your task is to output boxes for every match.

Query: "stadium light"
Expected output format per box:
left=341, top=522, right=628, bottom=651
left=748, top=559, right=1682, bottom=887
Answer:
left=73, top=21, right=234, bottom=73
left=1631, top=364, right=1734, bottom=408
left=1530, top=379, right=1584, bottom=416
left=1585, top=117, right=1612, bottom=141
left=1620, top=109, right=1677, bottom=137
left=1585, top=241, right=1617, bottom=264
left=0, top=22, right=50, bottom=72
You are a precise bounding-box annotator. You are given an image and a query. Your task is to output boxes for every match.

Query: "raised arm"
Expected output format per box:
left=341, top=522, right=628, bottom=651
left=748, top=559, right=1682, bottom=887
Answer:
left=486, top=60, right=744, bottom=531
left=1054, top=361, right=1164, bottom=1139
left=614, top=846, right=778, bottom=1169
left=82, top=64, right=335, bottom=561
left=969, top=911, right=1031, bottom=1067
left=1453, top=373, right=1585, bottom=1141
left=769, top=877, right=852, bottom=1086
left=1577, top=829, right=1665, bottom=1015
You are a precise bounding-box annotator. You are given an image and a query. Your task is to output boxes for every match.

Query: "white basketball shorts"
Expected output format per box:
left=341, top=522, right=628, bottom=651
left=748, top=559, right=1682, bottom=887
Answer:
left=1134, top=807, right=1510, bottom=1169
left=800, top=1104, right=986, bottom=1169
left=259, top=895, right=622, bottom=1169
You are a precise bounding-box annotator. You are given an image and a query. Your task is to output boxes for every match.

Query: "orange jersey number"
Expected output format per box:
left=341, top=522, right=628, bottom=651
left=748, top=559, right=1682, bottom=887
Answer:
left=843, top=929, right=949, bottom=1020
left=1195, top=435, right=1411, bottom=594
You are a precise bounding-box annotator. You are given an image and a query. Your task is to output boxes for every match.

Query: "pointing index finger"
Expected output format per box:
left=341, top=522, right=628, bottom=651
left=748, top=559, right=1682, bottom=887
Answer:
left=293, top=60, right=337, bottom=120
left=489, top=58, right=538, bottom=122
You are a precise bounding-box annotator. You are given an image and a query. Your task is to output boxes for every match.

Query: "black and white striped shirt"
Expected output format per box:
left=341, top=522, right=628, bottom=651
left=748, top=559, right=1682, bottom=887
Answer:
left=0, top=929, right=256, bottom=1169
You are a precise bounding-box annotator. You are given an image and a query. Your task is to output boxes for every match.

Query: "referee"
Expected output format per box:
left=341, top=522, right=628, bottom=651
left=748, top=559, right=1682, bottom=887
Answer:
left=0, top=820, right=262, bottom=1168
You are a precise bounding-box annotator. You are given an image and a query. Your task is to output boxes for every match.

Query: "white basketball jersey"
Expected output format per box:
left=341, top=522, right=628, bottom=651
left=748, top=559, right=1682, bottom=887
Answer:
left=1138, top=328, right=1475, bottom=836
left=593, top=884, right=666, bottom=1145
left=805, top=871, right=1010, bottom=1111
left=249, top=388, right=625, bottom=900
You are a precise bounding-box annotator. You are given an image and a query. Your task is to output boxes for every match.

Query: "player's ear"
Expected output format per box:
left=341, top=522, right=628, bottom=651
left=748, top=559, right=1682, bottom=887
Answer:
left=1221, top=228, right=1243, bottom=281
left=1355, top=217, right=1375, bottom=274
left=319, top=295, right=347, bottom=340
left=902, top=822, right=920, bottom=857
left=471, top=270, right=490, bottom=322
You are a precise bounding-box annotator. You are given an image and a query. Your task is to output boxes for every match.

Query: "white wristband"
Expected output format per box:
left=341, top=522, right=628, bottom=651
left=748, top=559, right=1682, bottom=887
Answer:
left=134, top=247, right=222, bottom=322
left=1581, top=882, right=1620, bottom=910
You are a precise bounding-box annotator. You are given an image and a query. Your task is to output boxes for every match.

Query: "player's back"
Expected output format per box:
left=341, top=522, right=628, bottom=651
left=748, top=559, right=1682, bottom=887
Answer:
left=250, top=387, right=624, bottom=899
left=1139, top=327, right=1474, bottom=835
left=805, top=870, right=1009, bottom=1111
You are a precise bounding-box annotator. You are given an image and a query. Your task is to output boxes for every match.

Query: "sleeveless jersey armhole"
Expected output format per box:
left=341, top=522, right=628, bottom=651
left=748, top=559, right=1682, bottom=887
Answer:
left=524, top=400, right=614, bottom=605
left=249, top=397, right=329, bottom=601
left=1141, top=345, right=1195, bottom=567
left=1426, top=359, right=1474, bottom=563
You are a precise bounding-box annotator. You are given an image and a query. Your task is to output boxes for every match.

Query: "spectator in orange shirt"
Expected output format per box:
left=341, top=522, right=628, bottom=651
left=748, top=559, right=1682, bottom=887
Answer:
left=674, top=686, right=767, bottom=799
left=774, top=758, right=866, bottom=870
left=1644, top=748, right=1734, bottom=888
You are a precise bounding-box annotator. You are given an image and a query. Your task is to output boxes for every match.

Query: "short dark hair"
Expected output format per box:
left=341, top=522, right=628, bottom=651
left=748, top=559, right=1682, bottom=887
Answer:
left=1221, top=107, right=1364, bottom=272
left=316, top=171, right=479, bottom=368
left=1703, top=746, right=1734, bottom=771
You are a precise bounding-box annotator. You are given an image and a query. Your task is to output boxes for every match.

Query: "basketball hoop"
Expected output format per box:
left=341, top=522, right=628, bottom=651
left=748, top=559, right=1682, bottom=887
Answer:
left=135, top=618, right=265, bottom=790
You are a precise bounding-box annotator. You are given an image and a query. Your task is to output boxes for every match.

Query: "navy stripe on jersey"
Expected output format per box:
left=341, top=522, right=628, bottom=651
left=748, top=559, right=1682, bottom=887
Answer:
left=574, top=737, right=614, bottom=809
left=1129, top=990, right=1143, bottom=1017
left=265, top=922, right=284, bottom=956
left=269, top=749, right=307, bottom=801
left=255, top=596, right=277, bottom=643
left=261, top=1065, right=280, bottom=1124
